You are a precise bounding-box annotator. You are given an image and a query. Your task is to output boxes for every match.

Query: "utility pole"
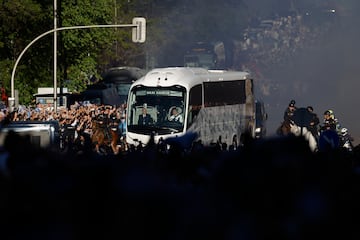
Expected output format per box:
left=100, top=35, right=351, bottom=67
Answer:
left=114, top=0, right=118, bottom=61
left=54, top=0, right=58, bottom=112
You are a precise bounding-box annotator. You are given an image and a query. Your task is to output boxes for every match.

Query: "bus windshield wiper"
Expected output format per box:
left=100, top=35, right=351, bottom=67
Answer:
left=158, top=126, right=180, bottom=133
left=128, top=125, right=180, bottom=134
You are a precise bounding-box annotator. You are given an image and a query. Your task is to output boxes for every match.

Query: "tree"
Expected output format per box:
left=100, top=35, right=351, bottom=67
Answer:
left=0, top=0, right=147, bottom=104
left=59, top=0, right=115, bottom=93
left=0, top=0, right=53, bottom=105
left=60, top=0, right=150, bottom=92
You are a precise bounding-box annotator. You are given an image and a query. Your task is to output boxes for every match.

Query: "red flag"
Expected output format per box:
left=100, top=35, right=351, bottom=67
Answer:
left=1, top=88, right=7, bottom=102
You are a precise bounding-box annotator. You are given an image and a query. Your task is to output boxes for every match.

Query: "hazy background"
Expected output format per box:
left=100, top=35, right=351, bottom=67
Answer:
left=260, top=5, right=360, bottom=145
left=151, top=0, right=360, bottom=144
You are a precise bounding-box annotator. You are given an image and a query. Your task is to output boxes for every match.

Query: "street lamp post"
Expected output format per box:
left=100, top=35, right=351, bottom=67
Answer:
left=54, top=0, right=58, bottom=112
left=8, top=18, right=146, bottom=112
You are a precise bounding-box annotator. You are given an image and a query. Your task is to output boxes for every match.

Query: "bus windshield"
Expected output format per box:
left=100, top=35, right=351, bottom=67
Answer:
left=127, top=85, right=187, bottom=135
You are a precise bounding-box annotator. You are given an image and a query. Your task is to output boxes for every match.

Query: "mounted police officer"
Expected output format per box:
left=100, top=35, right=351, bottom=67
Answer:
left=283, top=99, right=297, bottom=122
left=276, top=99, right=297, bottom=136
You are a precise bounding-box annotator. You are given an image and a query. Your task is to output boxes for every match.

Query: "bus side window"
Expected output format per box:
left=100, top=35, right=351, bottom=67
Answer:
left=187, top=84, right=202, bottom=129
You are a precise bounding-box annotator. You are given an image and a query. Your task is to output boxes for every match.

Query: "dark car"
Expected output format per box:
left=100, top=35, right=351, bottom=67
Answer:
left=255, top=100, right=268, bottom=138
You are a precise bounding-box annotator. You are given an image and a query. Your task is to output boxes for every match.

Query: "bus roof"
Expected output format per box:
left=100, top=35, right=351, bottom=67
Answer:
left=132, top=67, right=251, bottom=89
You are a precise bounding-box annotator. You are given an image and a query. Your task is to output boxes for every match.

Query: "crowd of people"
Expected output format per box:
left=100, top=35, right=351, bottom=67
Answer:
left=0, top=101, right=186, bottom=156
left=234, top=12, right=338, bottom=97
left=280, top=99, right=354, bottom=152
left=0, top=97, right=355, bottom=156
left=0, top=102, right=128, bottom=155
left=0, top=102, right=359, bottom=239
left=0, top=97, right=357, bottom=239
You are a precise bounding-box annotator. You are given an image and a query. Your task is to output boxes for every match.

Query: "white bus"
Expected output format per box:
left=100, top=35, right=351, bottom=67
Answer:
left=126, top=67, right=256, bottom=148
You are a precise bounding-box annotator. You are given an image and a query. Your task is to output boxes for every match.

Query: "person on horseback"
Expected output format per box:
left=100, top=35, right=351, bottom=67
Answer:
left=283, top=99, right=297, bottom=123
left=91, top=106, right=119, bottom=155
left=276, top=100, right=297, bottom=136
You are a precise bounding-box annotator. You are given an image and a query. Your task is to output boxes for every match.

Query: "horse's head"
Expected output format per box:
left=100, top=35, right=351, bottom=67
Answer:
left=277, top=120, right=294, bottom=136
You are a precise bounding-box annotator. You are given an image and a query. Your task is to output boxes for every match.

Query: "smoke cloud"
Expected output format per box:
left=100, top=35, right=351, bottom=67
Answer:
left=262, top=3, right=360, bottom=145
left=155, top=0, right=360, bottom=144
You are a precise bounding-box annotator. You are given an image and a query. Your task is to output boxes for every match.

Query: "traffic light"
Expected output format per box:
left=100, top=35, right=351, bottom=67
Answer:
left=132, top=17, right=146, bottom=43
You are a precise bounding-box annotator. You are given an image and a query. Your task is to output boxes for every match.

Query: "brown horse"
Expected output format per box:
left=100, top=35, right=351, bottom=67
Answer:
left=276, top=119, right=293, bottom=136
left=91, top=119, right=119, bottom=155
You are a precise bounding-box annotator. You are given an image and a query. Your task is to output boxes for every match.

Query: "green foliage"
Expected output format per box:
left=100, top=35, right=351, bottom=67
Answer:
left=59, top=0, right=146, bottom=88
left=64, top=56, right=98, bottom=93
left=0, top=0, right=52, bottom=105
left=59, top=0, right=115, bottom=73
left=0, top=59, right=13, bottom=91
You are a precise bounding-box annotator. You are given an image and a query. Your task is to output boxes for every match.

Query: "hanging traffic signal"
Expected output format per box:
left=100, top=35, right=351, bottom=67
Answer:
left=132, top=17, right=146, bottom=43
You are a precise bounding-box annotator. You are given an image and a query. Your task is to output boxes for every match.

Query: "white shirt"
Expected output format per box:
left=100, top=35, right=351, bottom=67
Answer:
left=168, top=114, right=183, bottom=123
